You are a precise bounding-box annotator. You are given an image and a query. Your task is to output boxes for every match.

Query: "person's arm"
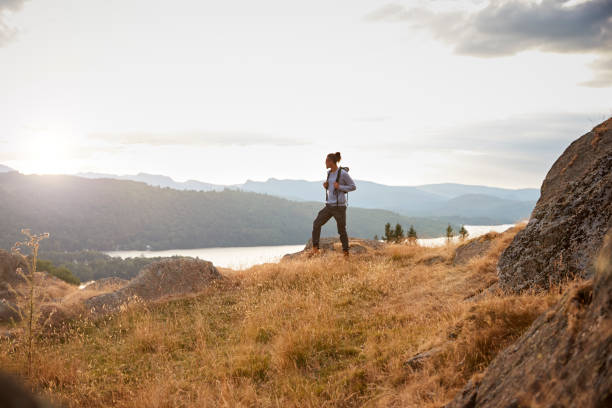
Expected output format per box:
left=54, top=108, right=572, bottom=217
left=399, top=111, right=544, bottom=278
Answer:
left=338, top=171, right=356, bottom=192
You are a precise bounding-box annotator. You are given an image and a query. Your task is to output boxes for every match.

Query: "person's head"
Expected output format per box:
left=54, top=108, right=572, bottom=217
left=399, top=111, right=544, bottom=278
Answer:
left=325, top=152, right=341, bottom=169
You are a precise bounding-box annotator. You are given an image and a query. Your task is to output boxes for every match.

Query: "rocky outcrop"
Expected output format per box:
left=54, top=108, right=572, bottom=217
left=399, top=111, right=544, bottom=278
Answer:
left=447, top=119, right=612, bottom=407
left=303, top=237, right=384, bottom=251
left=282, top=237, right=385, bottom=260
left=446, top=230, right=612, bottom=408
left=85, top=258, right=222, bottom=314
left=453, top=232, right=497, bottom=266
left=498, top=118, right=612, bottom=291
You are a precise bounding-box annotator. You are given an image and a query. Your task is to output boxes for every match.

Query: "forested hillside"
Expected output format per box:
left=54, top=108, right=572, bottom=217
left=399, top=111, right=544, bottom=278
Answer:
left=0, top=172, right=458, bottom=251
left=78, top=172, right=538, bottom=223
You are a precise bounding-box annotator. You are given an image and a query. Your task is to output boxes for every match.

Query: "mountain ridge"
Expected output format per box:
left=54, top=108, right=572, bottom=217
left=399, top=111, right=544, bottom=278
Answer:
left=75, top=171, right=539, bottom=199
left=75, top=171, right=538, bottom=222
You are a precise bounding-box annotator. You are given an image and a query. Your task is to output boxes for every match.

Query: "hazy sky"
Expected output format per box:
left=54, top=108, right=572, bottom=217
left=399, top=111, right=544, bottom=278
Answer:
left=0, top=0, right=610, bottom=188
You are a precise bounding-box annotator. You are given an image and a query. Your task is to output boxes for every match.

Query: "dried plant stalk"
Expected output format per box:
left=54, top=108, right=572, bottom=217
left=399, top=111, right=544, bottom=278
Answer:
left=10, top=228, right=50, bottom=378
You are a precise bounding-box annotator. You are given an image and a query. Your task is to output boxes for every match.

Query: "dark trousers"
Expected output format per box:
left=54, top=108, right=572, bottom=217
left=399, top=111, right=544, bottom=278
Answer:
left=312, top=204, right=349, bottom=251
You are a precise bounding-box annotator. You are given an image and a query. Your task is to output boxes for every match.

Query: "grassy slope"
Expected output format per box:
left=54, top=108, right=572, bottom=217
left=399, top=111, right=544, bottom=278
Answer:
left=0, top=227, right=568, bottom=407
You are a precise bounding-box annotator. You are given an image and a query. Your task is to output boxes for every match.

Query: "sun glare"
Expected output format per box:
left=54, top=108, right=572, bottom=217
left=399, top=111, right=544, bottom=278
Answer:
left=18, top=130, right=75, bottom=175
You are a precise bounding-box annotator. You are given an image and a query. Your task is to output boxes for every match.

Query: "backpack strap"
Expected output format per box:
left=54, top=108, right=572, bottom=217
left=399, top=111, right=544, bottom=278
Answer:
left=337, top=167, right=350, bottom=206
left=325, top=170, right=331, bottom=202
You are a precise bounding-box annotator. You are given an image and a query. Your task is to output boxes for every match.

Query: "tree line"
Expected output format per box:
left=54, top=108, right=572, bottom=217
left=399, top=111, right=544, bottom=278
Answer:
left=376, top=223, right=469, bottom=244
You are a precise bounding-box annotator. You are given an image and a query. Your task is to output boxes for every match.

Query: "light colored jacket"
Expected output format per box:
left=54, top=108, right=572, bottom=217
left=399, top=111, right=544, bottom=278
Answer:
left=325, top=168, right=356, bottom=206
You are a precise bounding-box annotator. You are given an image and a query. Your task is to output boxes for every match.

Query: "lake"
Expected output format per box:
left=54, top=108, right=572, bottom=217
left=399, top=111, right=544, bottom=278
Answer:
left=417, top=224, right=516, bottom=247
left=106, top=244, right=306, bottom=270
left=105, top=224, right=516, bottom=269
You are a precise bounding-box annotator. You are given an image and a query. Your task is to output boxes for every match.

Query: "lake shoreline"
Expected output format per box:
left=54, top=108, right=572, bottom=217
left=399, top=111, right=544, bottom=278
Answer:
left=104, top=224, right=516, bottom=270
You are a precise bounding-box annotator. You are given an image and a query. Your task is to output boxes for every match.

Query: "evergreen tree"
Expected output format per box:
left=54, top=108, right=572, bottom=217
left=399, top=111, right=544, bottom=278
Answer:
left=394, top=223, right=404, bottom=243
left=408, top=225, right=418, bottom=245
left=459, top=225, right=469, bottom=240
left=373, top=234, right=379, bottom=241
left=446, top=224, right=454, bottom=243
left=383, top=222, right=394, bottom=242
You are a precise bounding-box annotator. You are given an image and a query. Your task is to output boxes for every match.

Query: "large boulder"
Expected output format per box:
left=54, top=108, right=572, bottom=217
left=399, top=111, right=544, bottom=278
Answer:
left=446, top=229, right=612, bottom=408
left=498, top=118, right=612, bottom=291
left=85, top=257, right=222, bottom=314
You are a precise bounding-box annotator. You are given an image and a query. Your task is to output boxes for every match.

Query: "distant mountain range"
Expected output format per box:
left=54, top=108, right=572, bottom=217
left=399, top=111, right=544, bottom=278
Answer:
left=76, top=171, right=539, bottom=224
left=77, top=172, right=225, bottom=192
left=0, top=172, right=463, bottom=252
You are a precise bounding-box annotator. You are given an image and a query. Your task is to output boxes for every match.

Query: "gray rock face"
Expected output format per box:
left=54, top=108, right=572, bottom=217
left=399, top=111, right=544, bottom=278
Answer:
left=446, top=230, right=612, bottom=408
left=85, top=257, right=222, bottom=314
left=498, top=118, right=612, bottom=291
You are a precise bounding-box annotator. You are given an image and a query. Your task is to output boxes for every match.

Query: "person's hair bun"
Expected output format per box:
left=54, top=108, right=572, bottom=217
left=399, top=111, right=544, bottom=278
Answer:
left=327, top=151, right=342, bottom=163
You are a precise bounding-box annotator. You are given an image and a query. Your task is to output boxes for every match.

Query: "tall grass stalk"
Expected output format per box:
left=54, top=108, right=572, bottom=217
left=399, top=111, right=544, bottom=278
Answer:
left=10, top=228, right=50, bottom=378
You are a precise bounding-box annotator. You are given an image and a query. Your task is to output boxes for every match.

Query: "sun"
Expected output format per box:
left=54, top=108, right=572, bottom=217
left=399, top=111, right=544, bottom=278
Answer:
left=18, top=130, right=76, bottom=175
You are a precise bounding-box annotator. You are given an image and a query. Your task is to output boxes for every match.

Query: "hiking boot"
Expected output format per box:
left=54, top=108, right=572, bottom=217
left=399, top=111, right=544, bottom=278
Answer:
left=343, top=250, right=350, bottom=259
left=309, top=247, right=320, bottom=257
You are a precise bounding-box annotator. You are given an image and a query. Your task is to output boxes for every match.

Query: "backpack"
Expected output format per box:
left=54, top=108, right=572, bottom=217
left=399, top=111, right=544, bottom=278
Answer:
left=326, top=166, right=350, bottom=206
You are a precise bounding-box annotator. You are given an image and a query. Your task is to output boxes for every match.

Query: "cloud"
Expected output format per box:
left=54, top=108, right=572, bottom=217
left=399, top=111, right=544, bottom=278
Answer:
left=88, top=131, right=310, bottom=148
left=363, top=111, right=612, bottom=187
left=366, top=0, right=612, bottom=87
left=0, top=0, right=28, bottom=47
left=0, top=0, right=27, bottom=13
left=361, top=111, right=610, bottom=171
left=581, top=54, right=612, bottom=87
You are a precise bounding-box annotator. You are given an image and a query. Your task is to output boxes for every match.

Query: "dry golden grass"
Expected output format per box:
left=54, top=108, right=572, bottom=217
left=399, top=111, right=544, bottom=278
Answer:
left=0, top=227, right=570, bottom=407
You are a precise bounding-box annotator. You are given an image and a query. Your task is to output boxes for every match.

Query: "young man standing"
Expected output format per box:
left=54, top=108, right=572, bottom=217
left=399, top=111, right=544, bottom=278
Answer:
left=310, top=152, right=357, bottom=258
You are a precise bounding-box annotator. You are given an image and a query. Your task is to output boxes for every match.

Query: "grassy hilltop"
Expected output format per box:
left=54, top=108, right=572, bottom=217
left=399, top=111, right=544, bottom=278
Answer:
left=0, top=226, right=573, bottom=407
